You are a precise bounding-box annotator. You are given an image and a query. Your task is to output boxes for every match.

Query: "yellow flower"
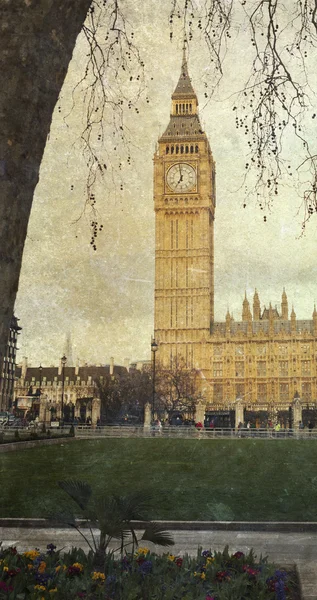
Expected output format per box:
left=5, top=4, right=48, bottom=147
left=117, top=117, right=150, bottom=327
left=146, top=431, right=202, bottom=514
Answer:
left=3, top=566, right=8, bottom=572
left=135, top=547, right=150, bottom=556
left=167, top=554, right=176, bottom=562
left=27, top=564, right=33, bottom=570
left=38, top=561, right=46, bottom=573
left=55, top=565, right=66, bottom=572
left=206, top=557, right=214, bottom=564
left=24, top=550, right=40, bottom=560
left=49, top=588, right=58, bottom=593
left=91, top=571, right=105, bottom=581
left=193, top=570, right=206, bottom=579
left=34, top=585, right=46, bottom=591
left=72, top=562, right=84, bottom=572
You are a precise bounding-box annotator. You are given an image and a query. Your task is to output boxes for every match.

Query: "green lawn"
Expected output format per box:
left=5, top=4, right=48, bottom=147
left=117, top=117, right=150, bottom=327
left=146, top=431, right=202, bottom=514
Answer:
left=1, top=438, right=317, bottom=520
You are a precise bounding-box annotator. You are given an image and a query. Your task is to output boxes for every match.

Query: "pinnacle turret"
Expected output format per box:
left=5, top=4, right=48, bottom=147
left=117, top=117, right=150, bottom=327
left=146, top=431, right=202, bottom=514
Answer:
left=253, top=289, right=261, bottom=321
left=281, top=288, right=288, bottom=320
left=242, top=293, right=252, bottom=322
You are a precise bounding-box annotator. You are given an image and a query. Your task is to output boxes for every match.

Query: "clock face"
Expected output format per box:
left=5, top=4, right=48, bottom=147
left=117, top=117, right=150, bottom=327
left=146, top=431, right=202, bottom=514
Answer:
left=166, top=163, right=196, bottom=193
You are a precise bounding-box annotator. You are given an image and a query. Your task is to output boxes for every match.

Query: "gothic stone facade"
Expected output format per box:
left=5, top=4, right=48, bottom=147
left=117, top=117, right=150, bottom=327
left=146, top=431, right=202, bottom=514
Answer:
left=154, top=54, right=317, bottom=412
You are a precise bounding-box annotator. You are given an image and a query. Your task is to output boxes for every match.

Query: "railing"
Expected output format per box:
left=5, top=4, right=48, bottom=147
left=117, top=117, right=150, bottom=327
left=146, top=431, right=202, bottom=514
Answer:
left=74, top=425, right=317, bottom=439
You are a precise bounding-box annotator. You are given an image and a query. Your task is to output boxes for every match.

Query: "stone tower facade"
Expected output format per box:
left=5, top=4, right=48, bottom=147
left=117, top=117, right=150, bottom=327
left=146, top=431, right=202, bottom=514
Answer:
left=154, top=51, right=216, bottom=367
left=154, top=55, right=317, bottom=420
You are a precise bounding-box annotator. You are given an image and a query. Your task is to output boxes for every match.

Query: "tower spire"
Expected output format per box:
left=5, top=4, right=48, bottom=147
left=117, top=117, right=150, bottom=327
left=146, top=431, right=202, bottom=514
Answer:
left=182, top=38, right=187, bottom=67
left=171, top=51, right=197, bottom=102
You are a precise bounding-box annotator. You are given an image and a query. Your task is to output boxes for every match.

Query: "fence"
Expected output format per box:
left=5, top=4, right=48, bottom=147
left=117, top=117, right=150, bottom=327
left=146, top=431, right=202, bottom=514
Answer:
left=74, top=425, right=317, bottom=440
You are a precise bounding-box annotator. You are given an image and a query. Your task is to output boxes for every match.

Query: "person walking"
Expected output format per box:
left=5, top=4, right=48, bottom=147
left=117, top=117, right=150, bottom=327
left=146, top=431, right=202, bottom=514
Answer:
left=274, top=422, right=281, bottom=437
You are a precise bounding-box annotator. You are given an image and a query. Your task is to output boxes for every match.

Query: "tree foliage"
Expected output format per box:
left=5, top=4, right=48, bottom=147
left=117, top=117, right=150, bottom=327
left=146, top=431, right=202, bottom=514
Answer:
left=155, top=357, right=201, bottom=420
left=95, top=368, right=152, bottom=423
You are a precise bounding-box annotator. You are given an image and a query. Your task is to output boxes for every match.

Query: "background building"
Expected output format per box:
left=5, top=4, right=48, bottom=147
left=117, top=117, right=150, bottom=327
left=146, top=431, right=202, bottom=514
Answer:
left=154, top=54, right=317, bottom=426
left=14, top=357, right=127, bottom=425
left=0, top=315, right=21, bottom=412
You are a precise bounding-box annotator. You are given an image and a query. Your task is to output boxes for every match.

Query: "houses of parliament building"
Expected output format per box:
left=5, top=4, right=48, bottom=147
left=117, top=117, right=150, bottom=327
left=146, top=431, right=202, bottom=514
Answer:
left=153, top=52, right=317, bottom=423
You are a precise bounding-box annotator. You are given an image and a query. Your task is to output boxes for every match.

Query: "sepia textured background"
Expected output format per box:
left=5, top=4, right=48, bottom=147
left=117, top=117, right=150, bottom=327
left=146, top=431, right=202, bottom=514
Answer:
left=15, top=1, right=317, bottom=367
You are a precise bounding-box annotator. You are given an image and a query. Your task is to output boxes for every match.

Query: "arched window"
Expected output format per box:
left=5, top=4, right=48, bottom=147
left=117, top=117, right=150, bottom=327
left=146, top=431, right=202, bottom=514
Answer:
left=185, top=146, right=189, bottom=154
left=190, top=145, right=194, bottom=153
left=189, top=103, right=192, bottom=113
left=183, top=103, right=185, bottom=112
left=166, top=146, right=169, bottom=154
left=186, top=103, right=188, bottom=113
left=180, top=145, right=184, bottom=154
left=195, top=145, right=199, bottom=153
left=176, top=104, right=178, bottom=115
left=171, top=145, right=174, bottom=154
left=176, top=145, right=179, bottom=154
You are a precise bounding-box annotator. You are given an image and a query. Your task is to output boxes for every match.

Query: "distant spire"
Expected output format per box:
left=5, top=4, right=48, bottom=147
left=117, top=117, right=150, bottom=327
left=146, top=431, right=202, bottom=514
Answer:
left=64, top=332, right=74, bottom=367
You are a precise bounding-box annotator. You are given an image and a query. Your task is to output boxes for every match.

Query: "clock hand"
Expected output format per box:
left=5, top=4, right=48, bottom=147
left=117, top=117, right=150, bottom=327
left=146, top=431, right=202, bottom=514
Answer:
left=177, top=164, right=183, bottom=184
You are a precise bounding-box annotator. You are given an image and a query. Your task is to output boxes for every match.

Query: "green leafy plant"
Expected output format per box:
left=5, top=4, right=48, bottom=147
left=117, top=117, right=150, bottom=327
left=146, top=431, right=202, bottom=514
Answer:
left=56, top=479, right=174, bottom=570
left=0, top=544, right=299, bottom=599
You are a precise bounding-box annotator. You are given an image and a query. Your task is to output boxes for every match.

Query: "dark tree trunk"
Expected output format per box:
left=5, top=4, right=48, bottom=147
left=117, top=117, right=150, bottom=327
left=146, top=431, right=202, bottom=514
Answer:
left=0, top=0, right=92, bottom=359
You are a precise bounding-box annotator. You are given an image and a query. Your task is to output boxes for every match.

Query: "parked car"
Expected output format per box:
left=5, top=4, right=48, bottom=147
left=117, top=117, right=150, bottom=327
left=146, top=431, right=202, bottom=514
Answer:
left=7, top=414, right=16, bottom=426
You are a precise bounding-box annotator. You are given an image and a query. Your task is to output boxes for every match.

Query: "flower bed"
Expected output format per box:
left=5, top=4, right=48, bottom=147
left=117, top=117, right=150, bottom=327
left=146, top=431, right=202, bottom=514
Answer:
left=0, top=544, right=300, bottom=599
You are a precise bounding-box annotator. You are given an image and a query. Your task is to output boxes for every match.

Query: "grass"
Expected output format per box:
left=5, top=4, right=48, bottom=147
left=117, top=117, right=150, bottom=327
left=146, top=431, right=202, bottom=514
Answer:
left=1, top=438, right=317, bottom=520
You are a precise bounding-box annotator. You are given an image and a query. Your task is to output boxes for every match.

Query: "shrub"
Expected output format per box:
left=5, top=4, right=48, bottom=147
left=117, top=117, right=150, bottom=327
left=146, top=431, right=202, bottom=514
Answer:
left=14, top=429, right=20, bottom=441
left=69, top=424, right=75, bottom=438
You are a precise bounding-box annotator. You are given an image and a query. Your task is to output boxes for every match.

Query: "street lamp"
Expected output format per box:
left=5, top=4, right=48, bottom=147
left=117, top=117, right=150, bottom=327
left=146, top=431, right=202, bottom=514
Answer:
left=151, top=338, right=158, bottom=423
left=38, top=364, right=43, bottom=420
left=61, top=355, right=67, bottom=426
left=39, top=365, right=42, bottom=394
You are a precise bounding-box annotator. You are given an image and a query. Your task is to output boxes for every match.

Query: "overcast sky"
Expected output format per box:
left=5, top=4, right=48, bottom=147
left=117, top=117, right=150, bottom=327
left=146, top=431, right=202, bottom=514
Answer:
left=15, top=1, right=317, bottom=367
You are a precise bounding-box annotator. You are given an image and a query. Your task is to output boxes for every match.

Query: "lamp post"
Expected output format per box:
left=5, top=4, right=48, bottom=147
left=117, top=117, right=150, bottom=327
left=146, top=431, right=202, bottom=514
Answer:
left=38, top=364, right=42, bottom=420
left=39, top=365, right=42, bottom=394
left=61, top=355, right=67, bottom=426
left=151, top=338, right=158, bottom=423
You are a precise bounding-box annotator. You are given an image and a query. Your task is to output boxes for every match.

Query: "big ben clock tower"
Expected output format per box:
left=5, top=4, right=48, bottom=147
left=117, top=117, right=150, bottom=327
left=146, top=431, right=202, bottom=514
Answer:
left=154, top=51, right=216, bottom=368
